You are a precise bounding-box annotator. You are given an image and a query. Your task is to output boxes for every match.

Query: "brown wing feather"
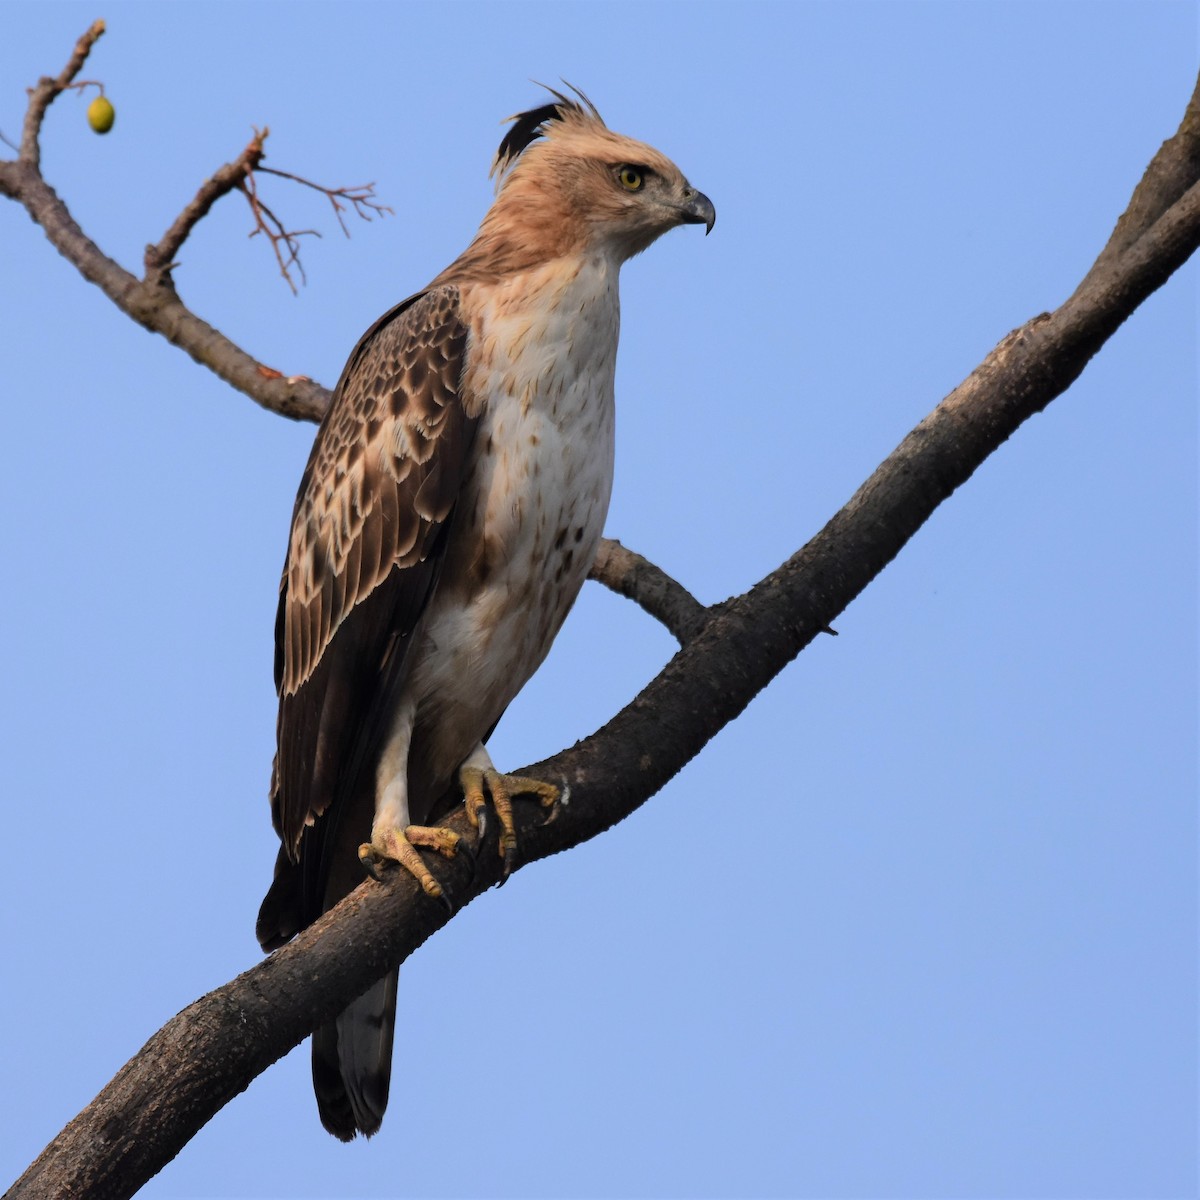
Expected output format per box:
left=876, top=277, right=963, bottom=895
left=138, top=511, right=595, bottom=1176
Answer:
left=269, top=285, right=478, bottom=864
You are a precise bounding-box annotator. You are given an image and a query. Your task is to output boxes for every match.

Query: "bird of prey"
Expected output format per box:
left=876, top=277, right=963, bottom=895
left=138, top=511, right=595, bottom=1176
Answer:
left=255, top=89, right=714, bottom=1141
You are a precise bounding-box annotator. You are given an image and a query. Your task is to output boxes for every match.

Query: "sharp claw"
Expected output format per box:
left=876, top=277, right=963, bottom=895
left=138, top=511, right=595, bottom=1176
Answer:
left=537, top=779, right=569, bottom=826
left=458, top=767, right=562, bottom=885
left=502, top=844, right=517, bottom=881
left=358, top=844, right=384, bottom=882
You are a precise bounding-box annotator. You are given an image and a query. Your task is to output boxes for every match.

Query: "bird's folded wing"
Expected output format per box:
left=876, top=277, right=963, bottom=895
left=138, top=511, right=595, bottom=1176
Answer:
left=270, top=285, right=479, bottom=858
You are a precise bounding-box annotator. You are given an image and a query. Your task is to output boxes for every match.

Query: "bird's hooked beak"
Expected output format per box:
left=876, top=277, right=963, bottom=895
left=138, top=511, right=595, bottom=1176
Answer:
left=678, top=186, right=716, bottom=234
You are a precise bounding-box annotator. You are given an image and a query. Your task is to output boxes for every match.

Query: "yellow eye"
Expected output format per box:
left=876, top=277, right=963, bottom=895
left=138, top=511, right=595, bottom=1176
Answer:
left=618, top=166, right=644, bottom=192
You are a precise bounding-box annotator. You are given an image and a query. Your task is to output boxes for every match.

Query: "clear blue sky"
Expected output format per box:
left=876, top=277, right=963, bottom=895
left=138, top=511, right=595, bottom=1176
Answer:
left=2, top=4, right=1195, bottom=1198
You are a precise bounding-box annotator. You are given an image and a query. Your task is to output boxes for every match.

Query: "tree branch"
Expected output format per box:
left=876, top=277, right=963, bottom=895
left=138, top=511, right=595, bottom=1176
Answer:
left=144, top=129, right=269, bottom=285
left=18, top=19, right=105, bottom=167
left=1086, top=71, right=1200, bottom=281
left=239, top=156, right=391, bottom=294
left=588, top=538, right=709, bottom=643
left=0, top=28, right=328, bottom=422
left=8, top=59, right=1200, bottom=1196
left=257, top=165, right=391, bottom=237
left=0, top=148, right=331, bottom=422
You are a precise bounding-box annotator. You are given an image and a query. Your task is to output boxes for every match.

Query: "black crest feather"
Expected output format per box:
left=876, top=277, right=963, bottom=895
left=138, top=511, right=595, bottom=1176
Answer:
left=492, top=84, right=605, bottom=177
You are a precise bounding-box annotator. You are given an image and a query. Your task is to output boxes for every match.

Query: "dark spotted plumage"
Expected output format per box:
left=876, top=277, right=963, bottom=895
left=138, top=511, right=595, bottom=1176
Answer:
left=267, top=286, right=477, bottom=861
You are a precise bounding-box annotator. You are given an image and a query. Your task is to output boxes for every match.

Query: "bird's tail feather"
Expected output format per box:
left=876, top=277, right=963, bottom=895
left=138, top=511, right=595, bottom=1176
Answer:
left=312, top=968, right=398, bottom=1140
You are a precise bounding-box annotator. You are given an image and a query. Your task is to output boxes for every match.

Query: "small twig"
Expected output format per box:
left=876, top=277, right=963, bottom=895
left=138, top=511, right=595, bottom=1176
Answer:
left=258, top=166, right=392, bottom=236
left=240, top=165, right=317, bottom=294
left=20, top=18, right=105, bottom=167
left=146, top=126, right=383, bottom=294
left=0, top=128, right=17, bottom=153
left=589, top=538, right=709, bottom=644
left=63, top=79, right=106, bottom=97
left=145, top=129, right=269, bottom=285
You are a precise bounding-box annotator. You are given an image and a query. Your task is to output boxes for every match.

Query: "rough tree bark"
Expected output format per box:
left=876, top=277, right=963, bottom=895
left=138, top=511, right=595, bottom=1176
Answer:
left=3, top=23, right=1198, bottom=1200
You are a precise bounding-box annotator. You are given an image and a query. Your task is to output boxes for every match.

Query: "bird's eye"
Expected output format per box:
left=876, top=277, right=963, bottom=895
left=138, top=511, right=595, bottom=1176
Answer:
left=617, top=166, right=644, bottom=192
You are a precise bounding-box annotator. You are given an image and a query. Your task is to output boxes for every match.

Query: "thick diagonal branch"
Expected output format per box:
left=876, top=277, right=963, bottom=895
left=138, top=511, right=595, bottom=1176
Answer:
left=9, top=70, right=1200, bottom=1197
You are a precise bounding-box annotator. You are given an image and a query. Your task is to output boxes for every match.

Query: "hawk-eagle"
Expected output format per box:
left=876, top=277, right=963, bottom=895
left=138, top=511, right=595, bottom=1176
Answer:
left=256, top=90, right=714, bottom=1140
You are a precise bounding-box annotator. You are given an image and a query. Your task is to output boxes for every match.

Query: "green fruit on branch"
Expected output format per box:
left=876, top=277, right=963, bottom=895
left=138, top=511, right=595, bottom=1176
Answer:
left=87, top=95, right=115, bottom=134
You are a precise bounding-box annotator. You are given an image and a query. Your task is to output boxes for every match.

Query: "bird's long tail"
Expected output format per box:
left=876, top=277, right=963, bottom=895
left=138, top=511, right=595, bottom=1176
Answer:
left=311, top=968, right=398, bottom=1141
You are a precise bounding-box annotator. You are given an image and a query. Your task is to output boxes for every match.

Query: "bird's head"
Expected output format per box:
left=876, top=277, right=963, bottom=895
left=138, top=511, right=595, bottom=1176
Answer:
left=462, top=88, right=714, bottom=272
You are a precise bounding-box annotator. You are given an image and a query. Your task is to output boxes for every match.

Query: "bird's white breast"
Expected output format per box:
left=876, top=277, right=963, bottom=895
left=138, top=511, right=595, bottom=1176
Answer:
left=407, top=254, right=621, bottom=766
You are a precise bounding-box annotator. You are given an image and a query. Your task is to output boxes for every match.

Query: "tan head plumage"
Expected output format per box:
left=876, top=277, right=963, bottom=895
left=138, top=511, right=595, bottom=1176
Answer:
left=439, top=86, right=714, bottom=280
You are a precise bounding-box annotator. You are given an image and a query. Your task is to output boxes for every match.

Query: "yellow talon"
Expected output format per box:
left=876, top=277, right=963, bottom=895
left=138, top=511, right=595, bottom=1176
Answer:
left=460, top=766, right=560, bottom=876
left=358, top=824, right=461, bottom=902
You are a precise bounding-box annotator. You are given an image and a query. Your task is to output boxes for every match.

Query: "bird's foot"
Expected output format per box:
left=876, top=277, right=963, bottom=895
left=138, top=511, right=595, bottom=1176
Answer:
left=358, top=824, right=462, bottom=908
left=460, top=765, right=559, bottom=879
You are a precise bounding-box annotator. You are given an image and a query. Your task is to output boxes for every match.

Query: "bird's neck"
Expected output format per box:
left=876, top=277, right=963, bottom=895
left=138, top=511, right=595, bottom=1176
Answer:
left=432, top=176, right=624, bottom=286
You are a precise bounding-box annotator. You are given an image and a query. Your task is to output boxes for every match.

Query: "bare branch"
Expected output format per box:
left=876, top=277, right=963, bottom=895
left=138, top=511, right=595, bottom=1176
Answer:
left=588, top=538, right=709, bottom=643
left=1, top=25, right=385, bottom=409
left=145, top=128, right=392, bottom=298
left=587, top=540, right=836, bottom=642
left=145, top=129, right=269, bottom=285
left=240, top=159, right=315, bottom=294
left=236, top=162, right=393, bottom=292
left=17, top=18, right=105, bottom=167
left=0, top=156, right=330, bottom=421
left=258, top=165, right=392, bottom=236
left=1086, top=72, right=1200, bottom=281
left=0, top=29, right=329, bottom=423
